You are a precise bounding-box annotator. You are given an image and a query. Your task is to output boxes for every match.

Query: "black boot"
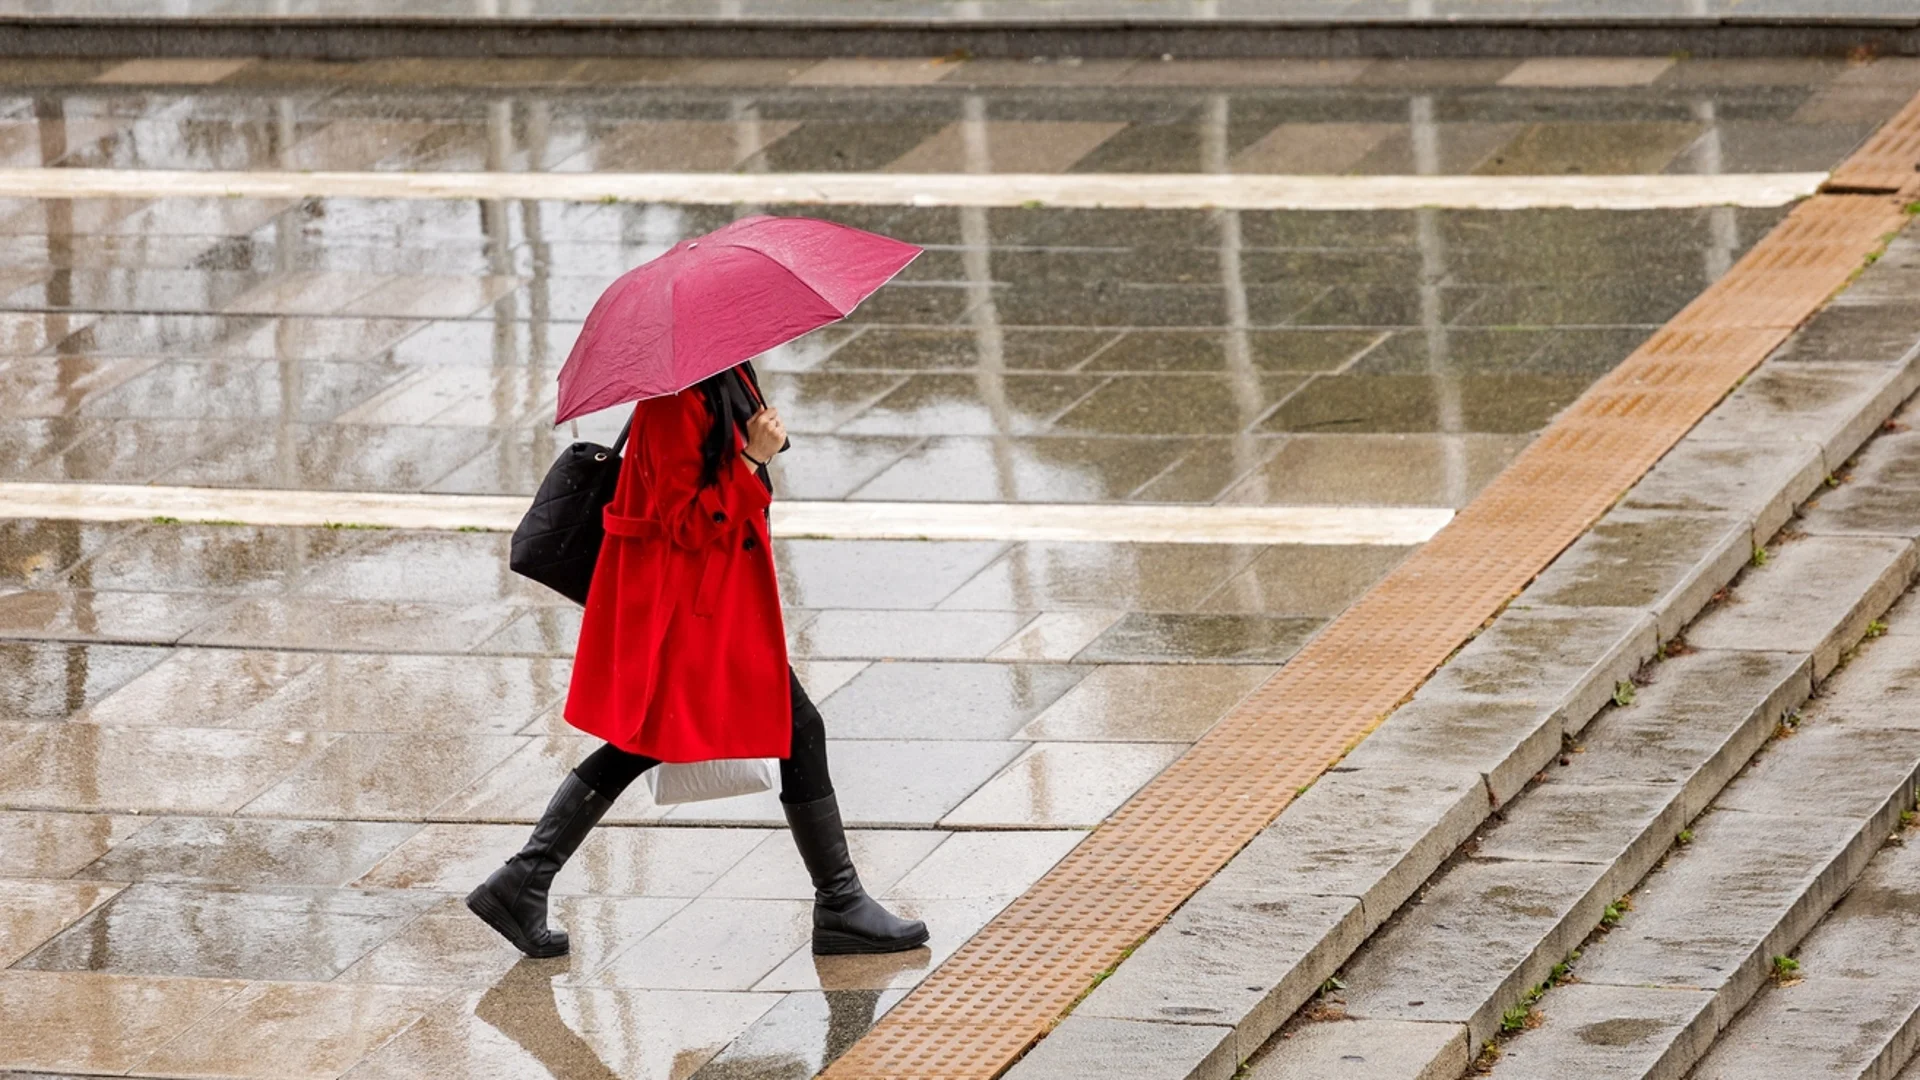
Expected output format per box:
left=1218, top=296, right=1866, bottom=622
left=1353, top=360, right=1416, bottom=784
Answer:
left=784, top=794, right=929, bottom=955
left=466, top=772, right=611, bottom=958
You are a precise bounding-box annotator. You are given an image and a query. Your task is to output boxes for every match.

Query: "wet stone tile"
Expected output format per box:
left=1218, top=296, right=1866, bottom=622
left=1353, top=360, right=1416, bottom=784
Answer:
left=0, top=723, right=332, bottom=814
left=161, top=423, right=499, bottom=491
left=53, top=313, right=424, bottom=363
left=0, top=355, right=159, bottom=419
left=938, top=542, right=1264, bottom=612
left=136, top=981, right=441, bottom=1080
left=0, top=589, right=232, bottom=645
left=234, top=653, right=572, bottom=735
left=1478, top=121, right=1703, bottom=175
left=360, top=892, right=678, bottom=990
left=694, top=987, right=912, bottom=1077
left=705, top=830, right=946, bottom=902
left=183, top=596, right=519, bottom=654
left=76, top=817, right=422, bottom=888
left=0, top=810, right=149, bottom=878
left=1054, top=374, right=1305, bottom=435
left=289, top=530, right=557, bottom=607
left=75, top=647, right=316, bottom=728
left=1017, top=663, right=1273, bottom=742
left=819, top=661, right=1090, bottom=741
left=851, top=436, right=1192, bottom=503
left=773, top=540, right=1007, bottom=611
left=1080, top=612, right=1324, bottom=664
left=1201, top=544, right=1413, bottom=616
left=25, top=417, right=249, bottom=483
left=473, top=606, right=585, bottom=657
left=1130, top=436, right=1285, bottom=503
left=0, top=880, right=124, bottom=967
left=0, top=416, right=95, bottom=477
left=238, top=733, right=527, bottom=821
left=359, top=824, right=770, bottom=900
left=753, top=896, right=1004, bottom=995
left=0, top=514, right=140, bottom=590
left=834, top=373, right=1102, bottom=437
left=670, top=740, right=1022, bottom=829
left=0, top=639, right=168, bottom=722
left=987, top=611, right=1125, bottom=663
left=942, top=742, right=1186, bottom=828
left=0, top=969, right=246, bottom=1075
left=1220, top=432, right=1527, bottom=507
left=1260, top=374, right=1588, bottom=434
left=790, top=610, right=1031, bottom=661
left=70, top=523, right=362, bottom=595
left=77, top=357, right=406, bottom=423
left=589, top=897, right=814, bottom=991
left=763, top=435, right=920, bottom=500
left=814, top=327, right=1059, bottom=373
left=759, top=372, right=906, bottom=434
left=17, top=882, right=441, bottom=981
left=342, top=982, right=778, bottom=1080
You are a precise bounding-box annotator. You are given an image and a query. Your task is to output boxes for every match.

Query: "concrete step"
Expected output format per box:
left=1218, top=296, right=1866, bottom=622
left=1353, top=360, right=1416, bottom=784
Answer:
left=1004, top=233, right=1920, bottom=1080
left=1242, top=525, right=1915, bottom=1079
left=1481, top=594, right=1920, bottom=1080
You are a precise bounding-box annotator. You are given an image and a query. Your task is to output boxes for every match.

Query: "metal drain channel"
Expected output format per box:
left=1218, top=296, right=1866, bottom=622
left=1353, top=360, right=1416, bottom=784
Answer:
left=819, top=106, right=1920, bottom=1078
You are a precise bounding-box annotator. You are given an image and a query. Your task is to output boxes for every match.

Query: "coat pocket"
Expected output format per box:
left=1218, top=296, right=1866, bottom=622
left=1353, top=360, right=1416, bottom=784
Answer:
left=692, top=546, right=728, bottom=618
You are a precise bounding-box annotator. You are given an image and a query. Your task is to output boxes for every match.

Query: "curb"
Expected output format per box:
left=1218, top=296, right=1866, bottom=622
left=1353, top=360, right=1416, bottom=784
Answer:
left=6, top=16, right=1920, bottom=60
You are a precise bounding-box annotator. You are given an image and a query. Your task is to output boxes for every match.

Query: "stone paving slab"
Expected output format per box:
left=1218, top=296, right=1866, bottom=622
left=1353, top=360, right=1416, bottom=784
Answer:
left=1484, top=983, right=1717, bottom=1080
left=1692, top=977, right=1920, bottom=1078
left=1573, top=809, right=1874, bottom=997
left=1245, top=1018, right=1467, bottom=1080
left=1688, top=361, right=1920, bottom=480
left=1561, top=649, right=1809, bottom=822
left=1340, top=858, right=1612, bottom=1045
left=1074, top=891, right=1363, bottom=1064
left=1687, top=534, right=1919, bottom=679
left=1517, top=510, right=1753, bottom=640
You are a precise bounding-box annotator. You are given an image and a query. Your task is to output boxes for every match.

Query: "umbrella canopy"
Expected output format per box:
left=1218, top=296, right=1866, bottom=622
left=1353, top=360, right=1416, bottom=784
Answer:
left=554, top=215, right=922, bottom=423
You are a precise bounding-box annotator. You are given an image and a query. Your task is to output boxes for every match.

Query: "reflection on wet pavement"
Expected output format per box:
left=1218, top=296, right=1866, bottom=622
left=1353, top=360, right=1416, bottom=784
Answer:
left=1, top=53, right=1893, bottom=1080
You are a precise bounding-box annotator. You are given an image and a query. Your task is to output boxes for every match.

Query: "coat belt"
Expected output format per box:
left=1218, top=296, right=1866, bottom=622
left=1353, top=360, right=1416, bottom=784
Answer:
left=602, top=509, right=662, bottom=538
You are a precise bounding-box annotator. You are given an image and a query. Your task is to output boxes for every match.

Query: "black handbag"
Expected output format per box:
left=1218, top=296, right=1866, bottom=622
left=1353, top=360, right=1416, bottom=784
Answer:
left=509, top=413, right=633, bottom=605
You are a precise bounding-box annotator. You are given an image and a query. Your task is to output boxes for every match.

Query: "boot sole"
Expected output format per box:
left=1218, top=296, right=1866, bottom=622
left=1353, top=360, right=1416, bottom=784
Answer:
left=466, top=886, right=569, bottom=959
left=813, top=926, right=931, bottom=956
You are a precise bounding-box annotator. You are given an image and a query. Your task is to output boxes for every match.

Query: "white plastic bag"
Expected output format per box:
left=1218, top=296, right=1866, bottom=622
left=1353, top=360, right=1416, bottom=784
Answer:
left=646, top=758, right=778, bottom=805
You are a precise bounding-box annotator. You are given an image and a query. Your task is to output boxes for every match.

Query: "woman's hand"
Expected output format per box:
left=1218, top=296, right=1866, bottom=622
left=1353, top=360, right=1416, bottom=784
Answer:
left=743, top=407, right=786, bottom=464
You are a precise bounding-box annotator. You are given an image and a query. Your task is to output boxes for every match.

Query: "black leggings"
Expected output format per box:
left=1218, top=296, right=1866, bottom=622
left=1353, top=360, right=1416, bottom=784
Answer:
left=572, top=667, right=832, bottom=805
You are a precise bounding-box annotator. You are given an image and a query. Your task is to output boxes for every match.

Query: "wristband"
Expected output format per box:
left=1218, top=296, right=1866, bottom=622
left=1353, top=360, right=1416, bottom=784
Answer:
left=742, top=450, right=768, bottom=468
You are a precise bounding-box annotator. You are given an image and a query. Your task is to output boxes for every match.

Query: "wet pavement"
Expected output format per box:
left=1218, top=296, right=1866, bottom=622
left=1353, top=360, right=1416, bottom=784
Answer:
left=0, top=56, right=1905, bottom=1080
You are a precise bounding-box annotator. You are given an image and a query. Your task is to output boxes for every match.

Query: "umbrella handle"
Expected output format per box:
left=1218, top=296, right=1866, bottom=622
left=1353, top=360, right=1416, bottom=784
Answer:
left=612, top=410, right=635, bottom=456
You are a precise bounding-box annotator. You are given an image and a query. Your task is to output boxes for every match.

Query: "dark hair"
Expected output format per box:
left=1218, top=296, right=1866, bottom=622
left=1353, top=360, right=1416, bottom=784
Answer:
left=694, top=369, right=740, bottom=488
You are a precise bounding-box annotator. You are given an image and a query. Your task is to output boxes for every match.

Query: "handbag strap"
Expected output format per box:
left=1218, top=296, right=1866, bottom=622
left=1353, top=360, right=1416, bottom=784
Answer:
left=611, top=409, right=634, bottom=455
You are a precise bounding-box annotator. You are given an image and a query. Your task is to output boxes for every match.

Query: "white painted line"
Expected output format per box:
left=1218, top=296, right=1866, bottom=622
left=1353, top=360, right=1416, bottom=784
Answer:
left=0, top=168, right=1828, bottom=211
left=0, top=481, right=1451, bottom=546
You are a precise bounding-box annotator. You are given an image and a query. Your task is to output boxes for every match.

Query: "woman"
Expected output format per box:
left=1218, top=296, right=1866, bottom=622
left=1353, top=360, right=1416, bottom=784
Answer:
left=467, top=360, right=927, bottom=959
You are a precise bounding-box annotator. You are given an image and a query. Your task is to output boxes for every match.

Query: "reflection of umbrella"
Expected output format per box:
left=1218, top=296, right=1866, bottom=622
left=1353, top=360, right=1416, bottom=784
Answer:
left=554, top=215, right=922, bottom=423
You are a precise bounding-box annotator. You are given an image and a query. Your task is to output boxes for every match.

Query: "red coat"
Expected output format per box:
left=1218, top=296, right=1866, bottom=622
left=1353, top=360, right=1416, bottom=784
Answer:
left=563, top=387, right=790, bottom=762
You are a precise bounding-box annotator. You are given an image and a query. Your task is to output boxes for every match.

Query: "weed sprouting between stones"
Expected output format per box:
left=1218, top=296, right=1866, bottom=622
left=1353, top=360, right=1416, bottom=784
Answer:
left=1677, top=828, right=1695, bottom=845
left=1867, top=619, right=1890, bottom=639
left=1771, top=955, right=1802, bottom=986
left=1750, top=544, right=1769, bottom=568
left=1612, top=680, right=1636, bottom=708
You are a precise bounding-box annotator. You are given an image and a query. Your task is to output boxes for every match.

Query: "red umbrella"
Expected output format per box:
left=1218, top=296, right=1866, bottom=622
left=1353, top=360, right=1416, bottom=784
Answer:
left=554, top=215, right=922, bottom=423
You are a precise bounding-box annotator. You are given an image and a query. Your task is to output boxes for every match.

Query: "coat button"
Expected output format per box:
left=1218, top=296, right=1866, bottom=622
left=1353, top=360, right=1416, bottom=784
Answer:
left=712, top=511, right=726, bottom=523
left=744, top=535, right=759, bottom=551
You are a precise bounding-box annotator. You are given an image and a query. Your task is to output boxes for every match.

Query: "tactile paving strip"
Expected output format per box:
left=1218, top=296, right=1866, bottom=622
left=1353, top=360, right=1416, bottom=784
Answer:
left=821, top=117, right=1920, bottom=1080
